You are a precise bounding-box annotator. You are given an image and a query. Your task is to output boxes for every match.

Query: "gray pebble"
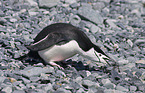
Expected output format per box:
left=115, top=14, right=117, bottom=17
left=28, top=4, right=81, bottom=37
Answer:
left=65, top=0, right=77, bottom=4
left=56, top=70, right=66, bottom=77
left=82, top=80, right=100, bottom=88
left=9, top=18, right=17, bottom=23
left=23, top=22, right=31, bottom=28
left=55, top=88, right=71, bottom=93
left=26, top=0, right=38, bottom=6
left=39, top=0, right=60, bottom=8
left=104, top=83, right=116, bottom=89
left=116, top=85, right=129, bottom=92
left=13, top=90, right=25, bottom=93
left=70, top=15, right=81, bottom=26
left=118, top=59, right=129, bottom=66
left=0, top=76, right=6, bottom=83
left=76, top=88, right=85, bottom=93
left=93, top=2, right=105, bottom=10
left=78, top=6, right=103, bottom=24
left=134, top=39, right=145, bottom=45
left=43, top=83, right=52, bottom=91
left=1, top=86, right=12, bottom=93
left=130, top=86, right=137, bottom=91
left=90, top=24, right=101, bottom=34
left=20, top=66, right=54, bottom=77
left=30, top=77, right=40, bottom=82
left=104, top=89, right=125, bottom=93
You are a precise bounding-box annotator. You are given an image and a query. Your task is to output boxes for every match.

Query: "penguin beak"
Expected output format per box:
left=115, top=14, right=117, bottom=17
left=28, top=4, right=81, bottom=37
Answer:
left=102, top=57, right=111, bottom=66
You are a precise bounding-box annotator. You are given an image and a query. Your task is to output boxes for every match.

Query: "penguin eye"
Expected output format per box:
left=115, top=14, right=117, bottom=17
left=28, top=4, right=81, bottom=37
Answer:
left=99, top=54, right=102, bottom=56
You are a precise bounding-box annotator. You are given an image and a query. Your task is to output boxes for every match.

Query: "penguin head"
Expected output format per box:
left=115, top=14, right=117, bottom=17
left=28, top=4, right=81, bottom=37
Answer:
left=93, top=51, right=111, bottom=65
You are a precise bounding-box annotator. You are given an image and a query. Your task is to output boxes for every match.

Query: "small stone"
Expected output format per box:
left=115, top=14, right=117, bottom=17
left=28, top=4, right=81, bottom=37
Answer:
left=9, top=77, right=17, bottom=83
left=76, top=88, right=85, bottom=93
left=127, top=39, right=133, bottom=47
left=141, top=72, right=145, bottom=83
left=134, top=39, right=145, bottom=45
left=75, top=76, right=82, bottom=84
left=30, top=77, right=40, bottom=82
left=55, top=88, right=71, bottom=93
left=70, top=15, right=81, bottom=26
left=130, top=86, right=137, bottom=91
left=118, top=59, right=129, bottom=66
left=39, top=0, right=60, bottom=8
left=136, top=60, right=145, bottom=64
left=70, top=81, right=81, bottom=90
left=13, top=90, right=25, bottom=93
left=78, top=6, right=103, bottom=24
left=93, top=2, right=105, bottom=10
left=90, top=24, right=101, bottom=34
left=104, top=83, right=116, bottom=89
left=0, top=76, right=6, bottom=83
left=101, top=79, right=111, bottom=85
left=104, top=89, right=125, bottom=93
left=65, top=0, right=77, bottom=4
left=26, top=0, right=38, bottom=6
left=23, top=23, right=31, bottom=28
left=86, top=71, right=91, bottom=77
left=56, top=70, right=66, bottom=77
left=28, top=11, right=38, bottom=16
left=0, top=18, right=7, bottom=25
left=10, top=18, right=17, bottom=23
left=82, top=80, right=100, bottom=88
left=43, top=83, right=52, bottom=91
left=20, top=67, right=54, bottom=77
left=1, top=87, right=12, bottom=93
left=21, top=77, right=30, bottom=84
left=116, top=85, right=129, bottom=92
left=138, top=85, right=145, bottom=91
left=105, top=19, right=117, bottom=28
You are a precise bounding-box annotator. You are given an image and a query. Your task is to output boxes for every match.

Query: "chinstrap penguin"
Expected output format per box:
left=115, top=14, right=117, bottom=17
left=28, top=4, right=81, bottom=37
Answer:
left=23, top=23, right=116, bottom=69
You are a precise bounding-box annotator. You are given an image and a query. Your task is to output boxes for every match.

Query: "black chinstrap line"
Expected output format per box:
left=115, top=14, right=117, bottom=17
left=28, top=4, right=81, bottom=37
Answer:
left=94, top=51, right=111, bottom=66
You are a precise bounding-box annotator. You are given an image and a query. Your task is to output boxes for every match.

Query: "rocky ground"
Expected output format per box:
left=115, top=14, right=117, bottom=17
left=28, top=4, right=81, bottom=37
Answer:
left=0, top=0, right=145, bottom=93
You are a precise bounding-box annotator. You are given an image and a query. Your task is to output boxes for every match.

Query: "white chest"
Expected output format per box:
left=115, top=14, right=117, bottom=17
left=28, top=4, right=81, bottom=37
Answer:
left=38, top=40, right=81, bottom=62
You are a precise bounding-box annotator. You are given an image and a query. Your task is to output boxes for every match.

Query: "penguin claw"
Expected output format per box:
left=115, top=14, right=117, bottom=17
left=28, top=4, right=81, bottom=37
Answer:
left=49, top=61, right=64, bottom=70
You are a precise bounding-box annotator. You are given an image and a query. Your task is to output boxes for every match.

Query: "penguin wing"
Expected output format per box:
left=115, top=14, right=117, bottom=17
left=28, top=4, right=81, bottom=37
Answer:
left=26, top=32, right=69, bottom=51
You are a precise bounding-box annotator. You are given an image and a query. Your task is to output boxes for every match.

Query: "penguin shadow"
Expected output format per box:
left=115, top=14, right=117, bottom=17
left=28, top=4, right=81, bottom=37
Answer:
left=20, top=56, right=120, bottom=74
left=19, top=56, right=122, bottom=83
left=54, top=59, right=120, bottom=73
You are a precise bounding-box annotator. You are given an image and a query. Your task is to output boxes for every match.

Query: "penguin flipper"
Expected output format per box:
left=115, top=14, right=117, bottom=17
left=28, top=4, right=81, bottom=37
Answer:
left=26, top=32, right=69, bottom=51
